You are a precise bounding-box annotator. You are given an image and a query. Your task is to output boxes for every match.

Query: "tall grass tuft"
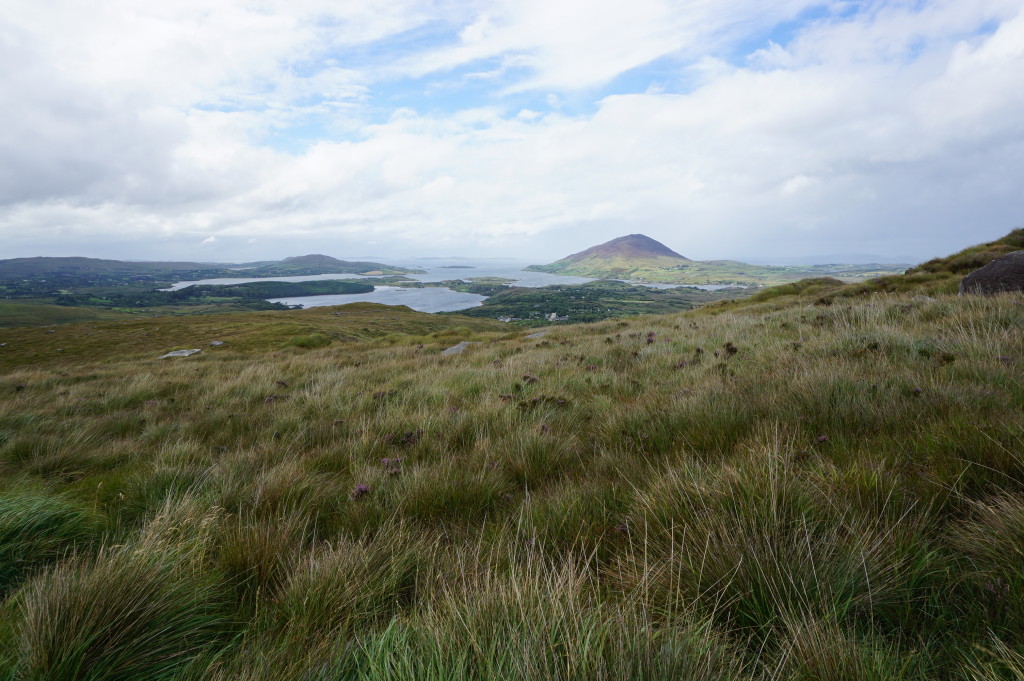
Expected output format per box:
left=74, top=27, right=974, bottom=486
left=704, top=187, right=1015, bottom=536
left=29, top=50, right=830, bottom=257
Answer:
left=0, top=491, right=102, bottom=595
left=14, top=507, right=229, bottom=681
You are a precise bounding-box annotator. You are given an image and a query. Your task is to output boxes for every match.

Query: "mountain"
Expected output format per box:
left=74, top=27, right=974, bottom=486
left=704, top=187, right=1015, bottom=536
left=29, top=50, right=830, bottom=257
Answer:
left=527, top=234, right=909, bottom=285
left=0, top=256, right=227, bottom=279
left=527, top=234, right=689, bottom=279
left=240, top=254, right=422, bottom=276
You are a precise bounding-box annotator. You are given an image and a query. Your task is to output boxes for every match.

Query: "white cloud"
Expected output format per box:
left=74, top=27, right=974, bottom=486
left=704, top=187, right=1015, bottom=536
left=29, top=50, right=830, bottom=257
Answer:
left=0, top=0, right=1022, bottom=262
left=395, top=0, right=825, bottom=91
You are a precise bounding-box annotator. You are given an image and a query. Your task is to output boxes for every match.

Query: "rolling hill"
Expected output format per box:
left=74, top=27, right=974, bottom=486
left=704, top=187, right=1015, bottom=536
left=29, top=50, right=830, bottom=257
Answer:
left=0, top=254, right=422, bottom=284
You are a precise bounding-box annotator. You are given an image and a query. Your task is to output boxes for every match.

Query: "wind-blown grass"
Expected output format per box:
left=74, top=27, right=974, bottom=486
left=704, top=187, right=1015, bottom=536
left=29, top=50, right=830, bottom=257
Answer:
left=0, top=286, right=1022, bottom=678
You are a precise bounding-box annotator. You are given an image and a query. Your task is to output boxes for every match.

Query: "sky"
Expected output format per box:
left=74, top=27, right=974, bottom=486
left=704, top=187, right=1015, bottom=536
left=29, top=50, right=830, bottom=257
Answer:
left=1, top=0, right=1022, bottom=265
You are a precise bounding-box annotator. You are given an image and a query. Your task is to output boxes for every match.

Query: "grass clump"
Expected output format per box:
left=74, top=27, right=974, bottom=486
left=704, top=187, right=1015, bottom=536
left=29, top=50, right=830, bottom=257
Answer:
left=0, top=491, right=102, bottom=595
left=285, top=332, right=333, bottom=349
left=13, top=508, right=229, bottom=681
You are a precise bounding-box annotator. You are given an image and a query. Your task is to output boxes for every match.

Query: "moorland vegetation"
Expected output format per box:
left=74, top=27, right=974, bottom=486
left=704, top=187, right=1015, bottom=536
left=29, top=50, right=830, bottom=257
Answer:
left=0, top=231, right=1021, bottom=679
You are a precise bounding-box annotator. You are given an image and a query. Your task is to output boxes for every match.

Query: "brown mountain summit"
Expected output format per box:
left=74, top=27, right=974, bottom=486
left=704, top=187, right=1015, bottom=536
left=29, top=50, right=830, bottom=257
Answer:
left=525, top=234, right=692, bottom=279
left=562, top=234, right=690, bottom=262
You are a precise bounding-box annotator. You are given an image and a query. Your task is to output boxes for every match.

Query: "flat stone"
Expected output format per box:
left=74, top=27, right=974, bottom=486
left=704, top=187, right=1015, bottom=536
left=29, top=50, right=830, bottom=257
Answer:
left=440, top=341, right=477, bottom=356
left=160, top=349, right=202, bottom=359
left=210, top=341, right=225, bottom=346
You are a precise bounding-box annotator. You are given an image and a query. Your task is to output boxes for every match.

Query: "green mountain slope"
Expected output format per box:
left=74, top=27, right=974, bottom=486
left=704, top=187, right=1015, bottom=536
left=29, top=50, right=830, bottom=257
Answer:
left=699, top=227, right=1024, bottom=312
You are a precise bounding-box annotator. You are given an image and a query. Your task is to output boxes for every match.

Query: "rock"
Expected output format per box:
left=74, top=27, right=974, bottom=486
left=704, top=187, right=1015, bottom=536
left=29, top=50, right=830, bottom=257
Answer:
left=210, top=341, right=224, bottom=346
left=159, top=349, right=202, bottom=359
left=440, top=341, right=477, bottom=356
left=912, top=295, right=937, bottom=302
left=960, top=250, right=1024, bottom=295
left=524, top=331, right=547, bottom=339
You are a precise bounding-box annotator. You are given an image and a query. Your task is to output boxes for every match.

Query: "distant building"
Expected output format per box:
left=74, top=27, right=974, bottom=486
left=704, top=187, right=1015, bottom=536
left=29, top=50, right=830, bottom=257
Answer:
left=546, top=312, right=568, bottom=322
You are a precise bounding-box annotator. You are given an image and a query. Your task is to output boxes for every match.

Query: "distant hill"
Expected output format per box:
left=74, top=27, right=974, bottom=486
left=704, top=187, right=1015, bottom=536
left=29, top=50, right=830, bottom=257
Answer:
left=241, top=254, right=421, bottom=277
left=527, top=234, right=907, bottom=285
left=527, top=234, right=689, bottom=279
left=0, top=256, right=227, bottom=279
left=0, top=254, right=422, bottom=284
left=561, top=234, right=690, bottom=262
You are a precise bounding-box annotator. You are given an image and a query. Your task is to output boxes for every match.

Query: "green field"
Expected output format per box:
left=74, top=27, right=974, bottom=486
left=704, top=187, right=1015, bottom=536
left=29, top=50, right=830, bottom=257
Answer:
left=0, top=232, right=1022, bottom=679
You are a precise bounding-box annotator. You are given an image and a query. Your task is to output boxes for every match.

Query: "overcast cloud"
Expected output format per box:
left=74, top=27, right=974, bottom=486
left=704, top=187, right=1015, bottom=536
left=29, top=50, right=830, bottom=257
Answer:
left=1, top=0, right=1022, bottom=263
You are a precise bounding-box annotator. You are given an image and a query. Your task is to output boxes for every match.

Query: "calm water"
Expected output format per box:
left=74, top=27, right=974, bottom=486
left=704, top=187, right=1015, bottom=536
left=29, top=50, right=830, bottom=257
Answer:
left=267, top=286, right=487, bottom=313
left=166, top=258, right=732, bottom=312
left=165, top=259, right=594, bottom=291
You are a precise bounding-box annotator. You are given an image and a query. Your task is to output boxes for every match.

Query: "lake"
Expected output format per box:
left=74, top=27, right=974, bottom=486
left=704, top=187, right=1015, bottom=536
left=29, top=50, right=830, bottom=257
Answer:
left=267, top=286, right=488, bottom=313
left=167, top=258, right=735, bottom=312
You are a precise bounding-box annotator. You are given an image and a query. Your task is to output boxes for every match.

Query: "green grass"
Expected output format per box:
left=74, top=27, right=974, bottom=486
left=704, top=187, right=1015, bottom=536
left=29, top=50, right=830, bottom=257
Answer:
left=0, top=302, right=504, bottom=372
left=701, top=228, right=1024, bottom=313
left=0, top=251, right=1023, bottom=677
left=0, top=303, right=130, bottom=328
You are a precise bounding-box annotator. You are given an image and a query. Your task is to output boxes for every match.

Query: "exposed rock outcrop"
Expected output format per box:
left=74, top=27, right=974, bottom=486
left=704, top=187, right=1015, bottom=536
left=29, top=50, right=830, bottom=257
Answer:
left=960, top=250, right=1024, bottom=295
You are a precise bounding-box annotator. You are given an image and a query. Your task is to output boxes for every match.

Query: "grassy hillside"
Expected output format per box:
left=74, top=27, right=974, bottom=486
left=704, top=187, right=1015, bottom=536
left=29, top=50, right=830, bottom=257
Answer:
left=0, top=303, right=133, bottom=328
left=0, top=277, right=1023, bottom=678
left=0, top=303, right=504, bottom=372
left=699, top=228, right=1024, bottom=314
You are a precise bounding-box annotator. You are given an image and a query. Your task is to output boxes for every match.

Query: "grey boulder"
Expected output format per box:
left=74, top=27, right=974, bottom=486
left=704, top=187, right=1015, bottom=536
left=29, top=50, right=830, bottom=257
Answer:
left=960, top=250, right=1024, bottom=295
